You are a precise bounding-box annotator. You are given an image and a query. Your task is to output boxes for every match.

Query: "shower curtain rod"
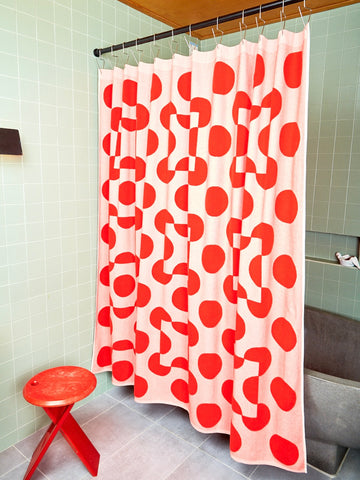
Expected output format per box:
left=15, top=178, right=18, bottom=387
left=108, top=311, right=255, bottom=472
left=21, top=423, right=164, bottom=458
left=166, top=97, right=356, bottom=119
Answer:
left=93, top=0, right=304, bottom=57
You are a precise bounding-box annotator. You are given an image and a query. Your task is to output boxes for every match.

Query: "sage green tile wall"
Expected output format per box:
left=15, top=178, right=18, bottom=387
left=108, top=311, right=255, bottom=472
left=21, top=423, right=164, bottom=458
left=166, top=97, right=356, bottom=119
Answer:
left=0, top=0, right=182, bottom=453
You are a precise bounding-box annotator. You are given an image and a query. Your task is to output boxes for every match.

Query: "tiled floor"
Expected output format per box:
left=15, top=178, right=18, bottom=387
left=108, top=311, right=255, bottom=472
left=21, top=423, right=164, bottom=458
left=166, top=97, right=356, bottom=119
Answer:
left=1, top=386, right=359, bottom=480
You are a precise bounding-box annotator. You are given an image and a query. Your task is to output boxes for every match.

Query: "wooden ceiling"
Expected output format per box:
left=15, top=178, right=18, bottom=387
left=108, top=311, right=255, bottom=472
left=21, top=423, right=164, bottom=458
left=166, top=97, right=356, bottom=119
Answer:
left=118, top=0, right=358, bottom=39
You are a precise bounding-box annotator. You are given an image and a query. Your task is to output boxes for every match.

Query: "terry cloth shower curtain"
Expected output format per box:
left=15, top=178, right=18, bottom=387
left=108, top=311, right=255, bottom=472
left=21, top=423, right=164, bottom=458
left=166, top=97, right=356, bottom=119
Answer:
left=92, top=25, right=309, bottom=472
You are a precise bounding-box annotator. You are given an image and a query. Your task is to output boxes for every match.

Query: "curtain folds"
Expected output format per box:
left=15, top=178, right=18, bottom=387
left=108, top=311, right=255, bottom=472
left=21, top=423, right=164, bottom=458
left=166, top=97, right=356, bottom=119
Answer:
left=92, top=25, right=309, bottom=472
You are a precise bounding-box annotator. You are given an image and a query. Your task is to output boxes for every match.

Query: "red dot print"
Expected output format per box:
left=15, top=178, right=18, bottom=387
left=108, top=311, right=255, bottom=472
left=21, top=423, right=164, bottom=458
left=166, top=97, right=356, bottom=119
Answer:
left=247, top=287, right=273, bottom=318
left=273, top=255, right=297, bottom=288
left=199, top=300, right=222, bottom=328
left=103, top=84, right=113, bottom=108
left=251, top=223, right=274, bottom=255
left=100, top=265, right=109, bottom=286
left=202, top=245, right=225, bottom=273
left=271, top=317, right=297, bottom=352
left=113, top=340, right=133, bottom=351
left=135, top=330, right=150, bottom=354
left=113, top=306, right=134, bottom=319
left=243, top=376, right=258, bottom=404
left=261, top=88, right=282, bottom=120
left=136, top=104, right=150, bottom=130
left=205, top=186, right=228, bottom=216
left=256, top=157, right=278, bottom=190
left=160, top=102, right=176, bottom=129
left=113, top=274, right=135, bottom=297
left=284, top=51, right=303, bottom=88
left=160, top=331, right=171, bottom=354
left=188, top=269, right=200, bottom=295
left=122, top=117, right=136, bottom=132
left=197, top=403, right=222, bottom=428
left=244, top=347, right=271, bottom=376
left=134, top=375, right=148, bottom=397
left=222, top=329, right=235, bottom=355
left=188, top=321, right=199, bottom=347
left=118, top=181, right=135, bottom=205
left=122, top=79, right=137, bottom=106
left=140, top=234, right=153, bottom=259
left=242, top=189, right=254, bottom=219
left=178, top=72, right=191, bottom=101
left=223, top=275, right=237, bottom=304
left=98, top=306, right=110, bottom=327
left=171, top=379, right=189, bottom=403
left=172, top=287, right=188, bottom=312
left=249, top=255, right=262, bottom=287
left=148, top=353, right=171, bottom=376
left=253, top=54, right=265, bottom=87
left=152, top=260, right=172, bottom=285
left=275, top=190, right=298, bottom=223
left=157, top=158, right=175, bottom=184
left=189, top=157, right=208, bottom=186
left=213, top=61, right=235, bottom=95
left=97, top=346, right=111, bottom=367
left=147, top=129, right=159, bottom=156
left=236, top=313, right=246, bottom=340
left=101, top=224, right=116, bottom=249
left=230, top=424, right=242, bottom=452
left=113, top=360, right=134, bottom=382
left=102, top=133, right=111, bottom=155
left=232, top=91, right=252, bottom=123
left=279, top=122, right=300, bottom=157
left=136, top=156, right=146, bottom=181
left=136, top=283, right=151, bottom=307
left=270, top=435, right=299, bottom=466
left=111, top=107, right=122, bottom=131
left=102, top=180, right=109, bottom=200
left=209, top=126, right=232, bottom=157
left=143, top=183, right=156, bottom=209
left=188, top=371, right=198, bottom=395
left=151, top=73, right=162, bottom=101
left=190, top=97, right=211, bottom=127
left=242, top=403, right=270, bottom=431
left=271, top=377, right=297, bottom=411
left=175, top=185, right=189, bottom=211
left=222, top=379, right=233, bottom=404
left=236, top=124, right=249, bottom=156
left=188, top=214, right=204, bottom=242
left=258, top=124, right=270, bottom=156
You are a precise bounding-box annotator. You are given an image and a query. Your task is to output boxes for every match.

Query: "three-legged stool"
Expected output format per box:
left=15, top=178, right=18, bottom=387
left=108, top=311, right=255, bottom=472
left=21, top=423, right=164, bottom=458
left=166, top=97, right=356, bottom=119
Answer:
left=23, top=366, right=100, bottom=479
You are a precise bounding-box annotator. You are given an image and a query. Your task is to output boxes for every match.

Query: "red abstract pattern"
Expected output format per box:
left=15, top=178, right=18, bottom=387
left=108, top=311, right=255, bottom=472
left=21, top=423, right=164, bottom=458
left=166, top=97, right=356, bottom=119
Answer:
left=93, top=26, right=309, bottom=472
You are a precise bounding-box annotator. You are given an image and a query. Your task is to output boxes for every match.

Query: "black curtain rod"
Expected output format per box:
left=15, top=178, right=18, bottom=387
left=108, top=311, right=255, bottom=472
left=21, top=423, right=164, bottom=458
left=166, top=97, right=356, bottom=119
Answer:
left=93, top=0, right=303, bottom=57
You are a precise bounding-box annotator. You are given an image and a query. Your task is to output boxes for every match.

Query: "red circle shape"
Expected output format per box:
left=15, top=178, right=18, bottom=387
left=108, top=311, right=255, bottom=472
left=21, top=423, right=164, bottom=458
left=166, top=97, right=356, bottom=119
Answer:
left=136, top=283, right=151, bottom=307
left=143, top=183, right=156, bottom=209
left=98, top=306, right=110, bottom=327
left=222, top=329, right=235, bottom=355
left=198, top=353, right=222, bottom=379
left=269, top=434, right=299, bottom=466
left=175, top=185, right=189, bottom=211
left=273, top=255, right=297, bottom=288
left=135, top=330, right=150, bottom=354
left=208, top=126, right=232, bottom=157
left=230, top=424, right=242, bottom=452
left=122, top=79, right=137, bottom=106
left=97, top=346, right=111, bottom=367
left=279, top=122, right=301, bottom=157
left=134, top=375, right=148, bottom=397
left=100, top=265, right=109, bottom=286
left=171, top=379, right=189, bottom=403
left=172, top=287, right=188, bottom=312
left=113, top=360, right=134, bottom=382
left=196, top=403, right=222, bottom=428
left=213, top=61, right=235, bottom=95
left=253, top=54, right=265, bottom=87
left=151, top=73, right=162, bottom=101
left=103, top=84, right=113, bottom=108
left=275, top=190, right=298, bottom=223
left=205, top=186, right=229, bottom=216
left=118, top=181, right=135, bottom=205
left=188, top=269, right=200, bottom=295
left=140, top=234, right=154, bottom=259
left=102, top=133, right=111, bottom=155
left=271, top=317, right=297, bottom=352
left=177, top=72, right=191, bottom=101
left=271, top=377, right=297, bottom=411
left=101, top=224, right=116, bottom=249
left=188, top=321, right=199, bottom=347
left=190, top=97, right=211, bottom=127
left=199, top=300, right=223, bottom=328
left=113, top=274, right=136, bottom=297
left=202, top=245, right=225, bottom=273
left=147, top=129, right=159, bottom=156
left=284, top=51, right=303, bottom=88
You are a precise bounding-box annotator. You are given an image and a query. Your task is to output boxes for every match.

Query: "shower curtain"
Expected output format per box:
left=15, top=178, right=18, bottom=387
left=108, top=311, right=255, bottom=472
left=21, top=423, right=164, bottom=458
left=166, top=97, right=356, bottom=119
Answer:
left=92, top=25, right=309, bottom=472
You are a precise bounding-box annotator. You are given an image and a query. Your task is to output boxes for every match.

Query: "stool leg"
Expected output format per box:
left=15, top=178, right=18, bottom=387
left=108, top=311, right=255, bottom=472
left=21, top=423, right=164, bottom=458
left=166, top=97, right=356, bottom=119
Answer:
left=23, top=404, right=73, bottom=480
left=44, top=407, right=100, bottom=476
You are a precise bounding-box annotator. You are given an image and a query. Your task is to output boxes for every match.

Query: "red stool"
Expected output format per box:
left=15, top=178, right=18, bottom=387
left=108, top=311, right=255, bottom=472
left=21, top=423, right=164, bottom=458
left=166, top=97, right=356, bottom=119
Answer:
left=23, top=366, right=100, bottom=480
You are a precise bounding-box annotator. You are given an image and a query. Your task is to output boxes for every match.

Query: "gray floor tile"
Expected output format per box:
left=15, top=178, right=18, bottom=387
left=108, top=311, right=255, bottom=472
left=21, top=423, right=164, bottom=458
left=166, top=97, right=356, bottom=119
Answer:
left=15, top=426, right=48, bottom=459
left=74, top=392, right=119, bottom=425
left=95, top=424, right=194, bottom=480
left=121, top=394, right=176, bottom=421
left=335, top=449, right=360, bottom=480
left=250, top=463, right=330, bottom=480
left=105, top=385, right=134, bottom=402
left=166, top=449, right=249, bottom=480
left=81, top=401, right=153, bottom=457
left=0, top=446, right=26, bottom=476
left=0, top=462, right=47, bottom=480
left=199, top=433, right=257, bottom=477
left=157, top=406, right=210, bottom=447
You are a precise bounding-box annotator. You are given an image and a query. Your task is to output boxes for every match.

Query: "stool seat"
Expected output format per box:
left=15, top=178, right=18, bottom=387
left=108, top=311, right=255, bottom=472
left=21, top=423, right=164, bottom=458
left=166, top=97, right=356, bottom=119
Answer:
left=22, top=366, right=100, bottom=480
left=23, top=366, right=97, bottom=407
